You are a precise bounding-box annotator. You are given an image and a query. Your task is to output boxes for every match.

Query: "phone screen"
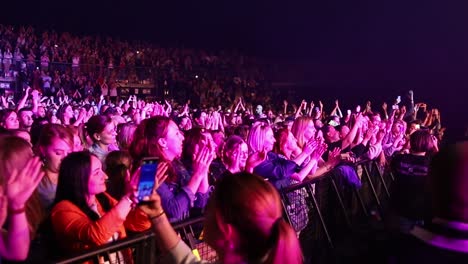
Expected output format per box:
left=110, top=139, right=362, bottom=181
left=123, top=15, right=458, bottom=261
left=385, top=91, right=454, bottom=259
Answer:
left=137, top=158, right=159, bottom=202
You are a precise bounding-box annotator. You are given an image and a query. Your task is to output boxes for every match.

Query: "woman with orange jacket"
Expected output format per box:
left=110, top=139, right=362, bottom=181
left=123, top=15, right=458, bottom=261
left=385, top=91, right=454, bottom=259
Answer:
left=50, top=151, right=150, bottom=262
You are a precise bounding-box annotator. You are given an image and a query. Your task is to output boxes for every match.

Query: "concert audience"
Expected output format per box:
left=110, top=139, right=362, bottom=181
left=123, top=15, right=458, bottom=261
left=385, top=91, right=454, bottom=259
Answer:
left=0, top=22, right=454, bottom=263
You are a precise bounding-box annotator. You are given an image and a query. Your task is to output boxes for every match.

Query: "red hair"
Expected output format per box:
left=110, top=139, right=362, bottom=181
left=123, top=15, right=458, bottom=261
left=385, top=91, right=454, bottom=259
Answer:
left=205, top=172, right=303, bottom=264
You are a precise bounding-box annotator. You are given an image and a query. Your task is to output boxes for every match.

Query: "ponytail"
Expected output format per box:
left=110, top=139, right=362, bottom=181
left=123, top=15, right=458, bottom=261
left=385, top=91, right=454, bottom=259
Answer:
left=267, top=218, right=303, bottom=264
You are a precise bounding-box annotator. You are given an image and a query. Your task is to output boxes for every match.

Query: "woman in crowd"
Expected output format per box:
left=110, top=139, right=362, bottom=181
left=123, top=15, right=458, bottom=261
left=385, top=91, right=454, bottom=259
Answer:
left=209, top=135, right=248, bottom=183
left=67, top=125, right=86, bottom=152
left=246, top=122, right=321, bottom=190
left=129, top=116, right=213, bottom=222
left=50, top=151, right=150, bottom=260
left=56, top=104, right=75, bottom=126
left=36, top=124, right=74, bottom=210
left=116, top=122, right=137, bottom=151
left=139, top=172, right=303, bottom=264
left=181, top=127, right=217, bottom=174
left=86, top=115, right=118, bottom=164
left=0, top=109, right=19, bottom=130
left=0, top=136, right=45, bottom=261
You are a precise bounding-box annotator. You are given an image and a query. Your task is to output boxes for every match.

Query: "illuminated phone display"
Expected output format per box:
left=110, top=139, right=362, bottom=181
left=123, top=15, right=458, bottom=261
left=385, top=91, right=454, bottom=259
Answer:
left=137, top=158, right=158, bottom=202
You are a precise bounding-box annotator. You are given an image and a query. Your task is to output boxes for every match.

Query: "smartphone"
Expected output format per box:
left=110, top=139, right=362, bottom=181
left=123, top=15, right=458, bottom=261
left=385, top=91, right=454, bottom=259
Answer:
left=137, top=158, right=159, bottom=203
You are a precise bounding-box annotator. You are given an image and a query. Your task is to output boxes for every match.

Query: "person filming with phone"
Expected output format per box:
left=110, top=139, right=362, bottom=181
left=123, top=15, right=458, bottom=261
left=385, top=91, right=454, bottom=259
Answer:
left=129, top=116, right=214, bottom=223
left=49, top=151, right=150, bottom=261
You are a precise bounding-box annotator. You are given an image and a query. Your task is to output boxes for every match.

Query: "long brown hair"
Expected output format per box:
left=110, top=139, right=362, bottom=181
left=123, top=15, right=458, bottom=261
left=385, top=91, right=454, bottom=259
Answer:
left=35, top=124, right=74, bottom=156
left=128, top=116, right=178, bottom=182
left=129, top=116, right=171, bottom=165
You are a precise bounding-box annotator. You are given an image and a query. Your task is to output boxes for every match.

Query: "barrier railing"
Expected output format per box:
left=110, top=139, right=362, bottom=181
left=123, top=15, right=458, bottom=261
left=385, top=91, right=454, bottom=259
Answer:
left=55, top=217, right=216, bottom=264
left=54, top=160, right=392, bottom=264
left=279, top=160, right=393, bottom=263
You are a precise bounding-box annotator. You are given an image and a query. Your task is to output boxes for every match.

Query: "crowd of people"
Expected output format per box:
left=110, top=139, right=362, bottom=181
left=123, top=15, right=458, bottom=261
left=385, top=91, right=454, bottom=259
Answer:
left=1, top=23, right=467, bottom=264
left=0, top=24, right=268, bottom=109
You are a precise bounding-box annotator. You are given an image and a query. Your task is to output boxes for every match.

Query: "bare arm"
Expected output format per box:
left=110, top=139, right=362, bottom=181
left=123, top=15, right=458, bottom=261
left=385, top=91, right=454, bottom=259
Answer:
left=16, top=87, right=30, bottom=111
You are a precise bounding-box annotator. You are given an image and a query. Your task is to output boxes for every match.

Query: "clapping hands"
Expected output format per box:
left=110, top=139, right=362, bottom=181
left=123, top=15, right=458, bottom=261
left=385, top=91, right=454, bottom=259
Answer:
left=5, top=157, right=44, bottom=211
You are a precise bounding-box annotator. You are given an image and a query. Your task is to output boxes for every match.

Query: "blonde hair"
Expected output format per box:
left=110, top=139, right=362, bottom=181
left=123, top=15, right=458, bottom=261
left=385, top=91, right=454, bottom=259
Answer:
left=291, top=116, right=315, bottom=148
left=247, top=122, right=272, bottom=154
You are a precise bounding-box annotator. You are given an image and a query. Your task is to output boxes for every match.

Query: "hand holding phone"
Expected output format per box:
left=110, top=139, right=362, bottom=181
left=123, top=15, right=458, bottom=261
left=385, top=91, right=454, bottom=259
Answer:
left=136, top=158, right=169, bottom=203
left=136, top=158, right=159, bottom=203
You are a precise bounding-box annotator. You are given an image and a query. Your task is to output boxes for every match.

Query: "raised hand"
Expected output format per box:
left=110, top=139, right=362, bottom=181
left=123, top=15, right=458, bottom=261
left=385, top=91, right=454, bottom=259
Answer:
left=31, top=89, right=41, bottom=101
left=246, top=149, right=267, bottom=173
left=153, top=162, right=169, bottom=193
left=192, top=146, right=214, bottom=175
left=311, top=142, right=327, bottom=161
left=303, top=139, right=318, bottom=156
left=122, top=168, right=140, bottom=204
left=6, top=157, right=44, bottom=210
left=327, top=147, right=341, bottom=168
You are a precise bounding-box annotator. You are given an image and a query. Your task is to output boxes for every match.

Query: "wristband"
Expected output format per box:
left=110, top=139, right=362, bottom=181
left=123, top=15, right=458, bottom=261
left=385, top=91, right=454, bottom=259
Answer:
left=150, top=210, right=165, bottom=221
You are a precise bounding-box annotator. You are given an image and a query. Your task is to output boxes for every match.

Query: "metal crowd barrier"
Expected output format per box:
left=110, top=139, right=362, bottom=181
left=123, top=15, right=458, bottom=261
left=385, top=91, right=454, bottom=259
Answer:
left=279, top=159, right=394, bottom=263
left=54, top=160, right=393, bottom=264
left=55, top=217, right=216, bottom=264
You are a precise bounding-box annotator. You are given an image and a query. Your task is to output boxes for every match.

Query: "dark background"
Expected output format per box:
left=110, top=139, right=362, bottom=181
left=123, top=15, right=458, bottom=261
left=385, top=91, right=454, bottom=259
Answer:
left=2, top=0, right=467, bottom=142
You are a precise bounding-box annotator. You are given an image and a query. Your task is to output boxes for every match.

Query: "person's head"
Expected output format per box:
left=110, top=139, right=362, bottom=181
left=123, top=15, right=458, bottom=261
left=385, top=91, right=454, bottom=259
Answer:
left=18, top=108, right=34, bottom=130
left=57, top=104, right=74, bottom=123
left=30, top=117, right=48, bottom=146
left=222, top=135, right=248, bottom=171
left=291, top=116, right=315, bottom=148
left=407, top=120, right=420, bottom=135
left=429, top=141, right=468, bottom=222
left=179, top=115, right=190, bottom=128
left=182, top=127, right=217, bottom=163
left=321, top=125, right=340, bottom=144
left=105, top=151, right=131, bottom=200
left=0, top=109, right=19, bottom=129
left=255, top=105, right=263, bottom=116
left=193, top=110, right=207, bottom=127
left=37, top=106, right=46, bottom=118
left=409, top=129, right=434, bottom=153
left=129, top=116, right=185, bottom=163
left=86, top=115, right=116, bottom=146
left=116, top=123, right=137, bottom=151
left=391, top=120, right=405, bottom=135
left=204, top=172, right=302, bottom=264
left=274, top=127, right=299, bottom=157
left=211, top=130, right=225, bottom=158
left=0, top=136, right=33, bottom=186
left=247, top=122, right=275, bottom=154
left=36, top=124, right=73, bottom=173
left=339, top=125, right=350, bottom=139
left=67, top=125, right=85, bottom=152
left=233, top=125, right=250, bottom=142
left=55, top=151, right=109, bottom=221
